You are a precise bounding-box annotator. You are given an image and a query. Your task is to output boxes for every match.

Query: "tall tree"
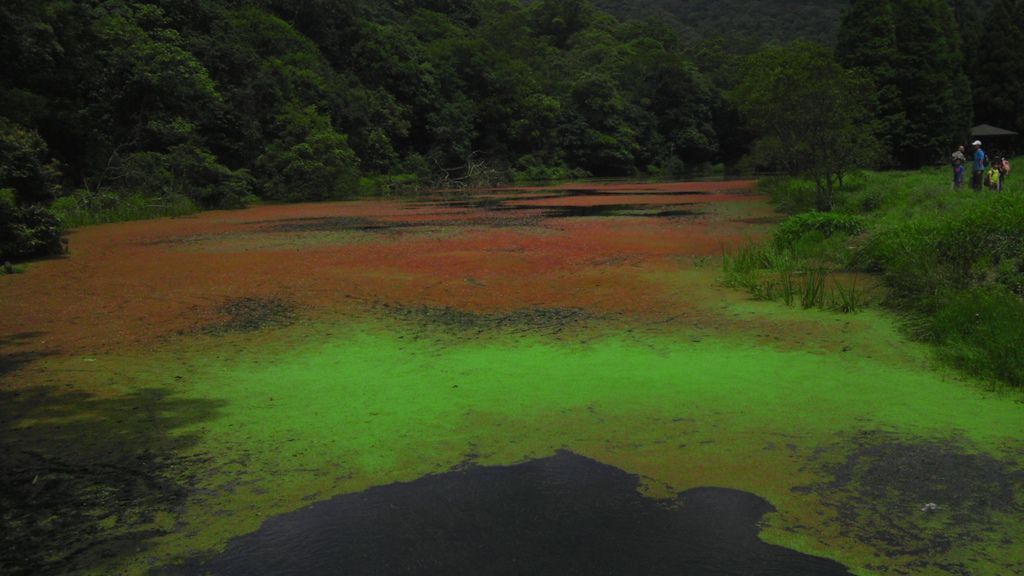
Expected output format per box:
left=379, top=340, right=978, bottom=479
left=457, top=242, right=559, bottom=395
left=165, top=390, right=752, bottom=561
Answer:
left=734, top=42, right=880, bottom=211
left=837, top=0, right=972, bottom=166
left=836, top=1, right=904, bottom=158
left=972, top=0, right=1024, bottom=133
left=950, top=0, right=984, bottom=88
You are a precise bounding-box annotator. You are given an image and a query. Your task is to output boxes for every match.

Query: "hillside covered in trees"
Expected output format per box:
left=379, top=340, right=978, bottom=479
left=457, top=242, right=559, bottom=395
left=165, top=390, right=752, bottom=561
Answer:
left=592, top=0, right=850, bottom=45
left=1, top=0, right=1022, bottom=262
left=1, top=1, right=722, bottom=203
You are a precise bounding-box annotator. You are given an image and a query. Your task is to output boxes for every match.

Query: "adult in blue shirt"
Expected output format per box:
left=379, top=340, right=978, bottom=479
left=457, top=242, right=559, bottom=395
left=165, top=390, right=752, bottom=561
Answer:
left=971, top=140, right=986, bottom=190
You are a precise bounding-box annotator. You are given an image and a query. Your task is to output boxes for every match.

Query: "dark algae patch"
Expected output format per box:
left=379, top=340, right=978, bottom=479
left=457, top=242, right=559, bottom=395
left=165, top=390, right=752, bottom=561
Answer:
left=796, top=431, right=1024, bottom=573
left=260, top=213, right=547, bottom=232
left=264, top=216, right=414, bottom=233
left=540, top=204, right=700, bottom=219
left=380, top=305, right=599, bottom=337
left=202, top=297, right=298, bottom=334
left=260, top=199, right=701, bottom=234
left=0, top=387, right=224, bottom=576
left=167, top=452, right=852, bottom=576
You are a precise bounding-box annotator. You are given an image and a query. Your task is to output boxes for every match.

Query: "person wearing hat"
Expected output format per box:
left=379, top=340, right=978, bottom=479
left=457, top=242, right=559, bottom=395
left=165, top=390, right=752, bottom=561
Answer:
left=971, top=140, right=986, bottom=190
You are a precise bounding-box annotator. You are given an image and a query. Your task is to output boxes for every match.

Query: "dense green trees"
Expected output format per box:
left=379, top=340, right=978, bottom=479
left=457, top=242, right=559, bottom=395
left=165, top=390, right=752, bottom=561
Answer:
left=0, top=0, right=1018, bottom=261
left=972, top=0, right=1024, bottom=133
left=593, top=0, right=849, bottom=45
left=0, top=0, right=726, bottom=216
left=837, top=0, right=973, bottom=166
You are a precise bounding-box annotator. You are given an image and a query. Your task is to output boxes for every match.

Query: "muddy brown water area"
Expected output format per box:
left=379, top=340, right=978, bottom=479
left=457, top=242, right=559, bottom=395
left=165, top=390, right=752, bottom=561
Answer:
left=164, top=452, right=853, bottom=576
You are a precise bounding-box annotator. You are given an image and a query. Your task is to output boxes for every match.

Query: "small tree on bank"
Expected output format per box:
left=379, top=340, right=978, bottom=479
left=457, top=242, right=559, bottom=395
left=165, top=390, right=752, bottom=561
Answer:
left=733, top=42, right=880, bottom=211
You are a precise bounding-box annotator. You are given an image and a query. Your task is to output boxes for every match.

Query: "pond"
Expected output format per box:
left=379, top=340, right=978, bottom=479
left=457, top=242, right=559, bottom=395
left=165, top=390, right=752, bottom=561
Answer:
left=1, top=180, right=1022, bottom=575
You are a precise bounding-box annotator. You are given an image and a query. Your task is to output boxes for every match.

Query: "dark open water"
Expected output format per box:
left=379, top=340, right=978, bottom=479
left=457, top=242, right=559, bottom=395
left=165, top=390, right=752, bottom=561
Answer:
left=164, top=452, right=852, bottom=575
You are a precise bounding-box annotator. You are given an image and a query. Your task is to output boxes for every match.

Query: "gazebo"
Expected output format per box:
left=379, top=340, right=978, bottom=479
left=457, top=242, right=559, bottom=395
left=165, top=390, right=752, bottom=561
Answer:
left=971, top=124, right=1018, bottom=156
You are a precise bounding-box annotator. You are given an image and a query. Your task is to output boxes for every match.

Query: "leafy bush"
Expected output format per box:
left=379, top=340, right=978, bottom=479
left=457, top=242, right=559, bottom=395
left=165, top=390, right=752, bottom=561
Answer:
left=512, top=155, right=590, bottom=182
left=256, top=106, right=360, bottom=202
left=358, top=174, right=423, bottom=196
left=647, top=156, right=689, bottom=178
left=119, top=145, right=255, bottom=209
left=0, top=189, right=64, bottom=262
left=861, top=192, right=1024, bottom=306
left=0, top=118, right=61, bottom=205
left=773, top=211, right=866, bottom=249
left=759, top=177, right=819, bottom=213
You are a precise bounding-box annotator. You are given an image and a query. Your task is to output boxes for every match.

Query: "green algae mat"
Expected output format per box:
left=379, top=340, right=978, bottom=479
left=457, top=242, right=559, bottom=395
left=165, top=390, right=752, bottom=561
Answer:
left=2, top=183, right=1022, bottom=575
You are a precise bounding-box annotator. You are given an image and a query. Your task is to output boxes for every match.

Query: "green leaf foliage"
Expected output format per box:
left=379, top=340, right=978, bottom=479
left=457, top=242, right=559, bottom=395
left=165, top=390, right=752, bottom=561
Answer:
left=0, top=0, right=1001, bottom=230
left=592, top=0, right=849, bottom=45
left=0, top=189, right=64, bottom=262
left=837, top=0, right=973, bottom=166
left=1, top=0, right=731, bottom=216
left=256, top=105, right=359, bottom=202
left=773, top=212, right=867, bottom=249
left=971, top=0, right=1024, bottom=135
left=733, top=42, right=880, bottom=210
left=0, top=118, right=61, bottom=205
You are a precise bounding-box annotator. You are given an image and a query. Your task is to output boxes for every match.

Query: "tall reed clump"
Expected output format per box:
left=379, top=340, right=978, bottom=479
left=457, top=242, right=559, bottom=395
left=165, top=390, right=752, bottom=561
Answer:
left=722, top=210, right=871, bottom=312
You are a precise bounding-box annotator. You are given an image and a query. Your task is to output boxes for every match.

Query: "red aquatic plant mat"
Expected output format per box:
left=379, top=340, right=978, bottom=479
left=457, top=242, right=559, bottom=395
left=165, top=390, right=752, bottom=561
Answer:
left=0, top=181, right=773, bottom=358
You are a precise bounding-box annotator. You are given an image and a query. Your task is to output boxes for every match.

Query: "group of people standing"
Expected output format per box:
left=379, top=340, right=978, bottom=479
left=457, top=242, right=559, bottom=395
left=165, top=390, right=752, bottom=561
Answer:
left=952, top=141, right=1011, bottom=191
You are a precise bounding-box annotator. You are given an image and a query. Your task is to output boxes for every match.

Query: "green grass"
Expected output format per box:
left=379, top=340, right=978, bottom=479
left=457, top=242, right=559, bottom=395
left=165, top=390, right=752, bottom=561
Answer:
left=933, top=287, right=1024, bottom=386
left=742, top=162, right=1024, bottom=387
left=52, top=193, right=198, bottom=228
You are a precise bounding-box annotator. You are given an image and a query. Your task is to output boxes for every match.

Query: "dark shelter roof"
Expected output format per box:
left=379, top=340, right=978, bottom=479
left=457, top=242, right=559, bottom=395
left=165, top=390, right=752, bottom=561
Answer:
left=971, top=124, right=1019, bottom=137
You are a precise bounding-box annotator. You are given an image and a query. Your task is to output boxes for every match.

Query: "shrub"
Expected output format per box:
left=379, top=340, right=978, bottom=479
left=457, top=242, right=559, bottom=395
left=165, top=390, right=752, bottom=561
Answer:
left=861, top=193, right=1024, bottom=307
left=0, top=118, right=61, bottom=205
left=773, top=211, right=866, bottom=249
left=759, top=177, right=818, bottom=214
left=359, top=174, right=423, bottom=196
left=512, top=155, right=590, bottom=182
left=119, top=145, right=255, bottom=209
left=256, top=106, right=360, bottom=202
left=647, top=156, right=689, bottom=177
left=0, top=189, right=64, bottom=262
left=737, top=168, right=1024, bottom=386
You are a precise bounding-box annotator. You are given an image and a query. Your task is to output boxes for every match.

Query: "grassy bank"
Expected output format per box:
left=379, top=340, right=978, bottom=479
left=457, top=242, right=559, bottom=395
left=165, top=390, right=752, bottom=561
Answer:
left=51, top=192, right=200, bottom=228
left=725, top=166, right=1024, bottom=387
